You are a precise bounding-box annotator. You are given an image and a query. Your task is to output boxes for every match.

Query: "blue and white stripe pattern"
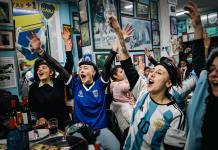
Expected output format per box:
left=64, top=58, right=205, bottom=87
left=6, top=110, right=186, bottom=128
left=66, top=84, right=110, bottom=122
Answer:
left=124, top=77, right=186, bottom=150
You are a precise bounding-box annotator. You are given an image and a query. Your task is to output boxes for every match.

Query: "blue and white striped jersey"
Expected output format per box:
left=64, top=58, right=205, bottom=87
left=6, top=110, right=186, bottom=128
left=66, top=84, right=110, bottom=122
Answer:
left=124, top=76, right=186, bottom=150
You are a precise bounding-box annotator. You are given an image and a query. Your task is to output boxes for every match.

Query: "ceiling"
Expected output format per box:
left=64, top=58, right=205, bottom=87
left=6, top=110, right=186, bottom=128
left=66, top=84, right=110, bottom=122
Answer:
left=176, top=0, right=218, bottom=13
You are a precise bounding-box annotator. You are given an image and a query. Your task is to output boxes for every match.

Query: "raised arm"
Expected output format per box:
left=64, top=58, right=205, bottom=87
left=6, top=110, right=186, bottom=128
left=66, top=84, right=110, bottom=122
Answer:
left=184, top=1, right=205, bottom=77
left=101, top=16, right=134, bottom=82
left=29, top=32, right=71, bottom=83
left=62, top=27, right=73, bottom=74
left=145, top=48, right=158, bottom=66
left=108, top=17, right=139, bottom=90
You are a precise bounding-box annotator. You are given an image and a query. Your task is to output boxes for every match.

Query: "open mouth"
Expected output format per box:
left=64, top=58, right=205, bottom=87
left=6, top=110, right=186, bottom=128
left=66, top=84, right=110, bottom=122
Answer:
left=211, top=81, right=218, bottom=87
left=80, top=74, right=86, bottom=80
left=148, top=79, right=154, bottom=85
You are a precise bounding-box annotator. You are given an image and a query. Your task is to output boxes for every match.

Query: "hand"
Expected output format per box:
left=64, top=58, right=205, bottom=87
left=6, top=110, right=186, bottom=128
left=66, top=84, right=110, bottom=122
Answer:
left=122, top=24, right=134, bottom=40
left=184, top=1, right=201, bottom=29
left=145, top=48, right=151, bottom=58
left=29, top=31, right=44, bottom=54
left=108, top=16, right=121, bottom=32
left=62, top=27, right=71, bottom=43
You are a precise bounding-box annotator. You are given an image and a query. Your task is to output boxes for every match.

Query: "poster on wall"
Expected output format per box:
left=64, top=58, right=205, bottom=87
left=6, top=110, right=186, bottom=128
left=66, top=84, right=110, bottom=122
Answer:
left=93, top=0, right=117, bottom=50
left=177, top=20, right=187, bottom=34
left=12, top=0, right=38, bottom=10
left=80, top=22, right=91, bottom=47
left=95, top=53, right=109, bottom=71
left=121, top=16, right=152, bottom=50
left=14, top=2, right=63, bottom=74
left=186, top=17, right=194, bottom=33
left=0, top=57, right=17, bottom=89
left=79, top=0, right=88, bottom=23
left=170, top=16, right=177, bottom=35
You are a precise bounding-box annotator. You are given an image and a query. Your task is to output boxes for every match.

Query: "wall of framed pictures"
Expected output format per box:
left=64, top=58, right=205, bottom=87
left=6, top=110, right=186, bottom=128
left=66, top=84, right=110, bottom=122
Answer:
left=84, top=0, right=160, bottom=66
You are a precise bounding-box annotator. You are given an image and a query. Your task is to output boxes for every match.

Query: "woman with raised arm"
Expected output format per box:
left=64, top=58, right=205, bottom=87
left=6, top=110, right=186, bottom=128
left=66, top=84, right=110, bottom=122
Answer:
left=110, top=16, right=186, bottom=149
left=30, top=16, right=133, bottom=149
left=184, top=1, right=218, bottom=150
left=28, top=28, right=73, bottom=130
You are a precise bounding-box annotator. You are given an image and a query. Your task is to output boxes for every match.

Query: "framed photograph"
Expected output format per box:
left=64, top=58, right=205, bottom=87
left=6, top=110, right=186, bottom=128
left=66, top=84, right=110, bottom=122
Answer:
left=152, top=31, right=160, bottom=46
left=80, top=22, right=91, bottom=47
left=136, top=3, right=150, bottom=19
left=153, top=48, right=161, bottom=61
left=150, top=1, right=158, bottom=19
left=95, top=53, right=109, bottom=71
left=138, top=0, right=149, bottom=4
left=72, top=12, right=80, bottom=34
left=208, top=12, right=217, bottom=26
left=186, top=17, right=194, bottom=33
left=120, top=0, right=134, bottom=16
left=0, top=57, right=17, bottom=89
left=182, top=34, right=188, bottom=42
left=177, top=20, right=187, bottom=34
left=0, top=0, right=13, bottom=26
left=121, top=16, right=152, bottom=50
left=133, top=54, right=145, bottom=64
left=152, top=20, right=159, bottom=31
left=79, top=0, right=88, bottom=23
left=0, top=30, right=14, bottom=50
left=170, top=16, right=177, bottom=35
left=93, top=0, right=118, bottom=50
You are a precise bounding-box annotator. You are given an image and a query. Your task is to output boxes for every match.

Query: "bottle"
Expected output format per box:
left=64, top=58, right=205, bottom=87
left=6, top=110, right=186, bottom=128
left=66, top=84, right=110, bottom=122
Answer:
left=18, top=114, right=30, bottom=150
left=21, top=97, right=31, bottom=126
left=7, top=99, right=21, bottom=150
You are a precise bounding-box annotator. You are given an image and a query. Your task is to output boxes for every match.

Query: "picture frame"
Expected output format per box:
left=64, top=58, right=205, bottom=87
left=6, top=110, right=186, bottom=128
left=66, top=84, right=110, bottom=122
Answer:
left=170, top=16, right=178, bottom=35
left=79, top=0, right=88, bottom=23
left=72, top=12, right=80, bottom=34
left=120, top=0, right=134, bottom=16
left=0, top=57, right=17, bottom=89
left=133, top=54, right=145, bottom=64
left=0, top=30, right=14, bottom=50
left=177, top=20, right=187, bottom=34
left=93, top=0, right=118, bottom=50
left=136, top=3, right=150, bottom=19
left=188, top=33, right=194, bottom=41
left=80, top=22, right=91, bottom=47
left=0, top=0, right=13, bottom=26
left=150, top=1, right=158, bottom=19
left=152, top=31, right=160, bottom=46
left=121, top=16, right=152, bottom=51
left=95, top=53, right=109, bottom=71
left=153, top=48, right=161, bottom=61
left=208, top=12, right=217, bottom=26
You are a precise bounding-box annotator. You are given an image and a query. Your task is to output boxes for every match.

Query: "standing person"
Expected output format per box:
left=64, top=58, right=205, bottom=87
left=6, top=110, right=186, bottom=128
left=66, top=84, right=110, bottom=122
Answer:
left=30, top=16, right=133, bottom=149
left=184, top=1, right=218, bottom=150
left=28, top=29, right=72, bottom=130
left=113, top=16, right=186, bottom=149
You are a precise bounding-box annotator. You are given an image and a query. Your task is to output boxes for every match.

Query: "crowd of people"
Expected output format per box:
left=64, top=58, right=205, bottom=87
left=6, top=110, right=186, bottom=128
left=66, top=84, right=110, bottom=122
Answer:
left=0, top=1, right=217, bottom=150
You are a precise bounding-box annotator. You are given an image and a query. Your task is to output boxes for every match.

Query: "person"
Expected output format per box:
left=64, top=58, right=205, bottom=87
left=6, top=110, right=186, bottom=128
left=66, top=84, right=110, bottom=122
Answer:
left=144, top=48, right=197, bottom=109
left=110, top=65, right=135, bottom=132
left=183, top=1, right=218, bottom=149
left=30, top=16, right=133, bottom=149
left=178, top=58, right=192, bottom=80
left=114, top=15, right=186, bottom=149
left=28, top=28, right=72, bottom=130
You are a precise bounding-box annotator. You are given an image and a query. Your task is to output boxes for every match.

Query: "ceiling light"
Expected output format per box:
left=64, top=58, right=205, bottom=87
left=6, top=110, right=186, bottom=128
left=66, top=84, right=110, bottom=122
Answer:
left=176, top=11, right=188, bottom=16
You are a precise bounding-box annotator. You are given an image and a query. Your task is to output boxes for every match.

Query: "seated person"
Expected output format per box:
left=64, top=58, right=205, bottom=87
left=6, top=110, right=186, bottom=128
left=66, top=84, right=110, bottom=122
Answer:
left=110, top=65, right=135, bottom=132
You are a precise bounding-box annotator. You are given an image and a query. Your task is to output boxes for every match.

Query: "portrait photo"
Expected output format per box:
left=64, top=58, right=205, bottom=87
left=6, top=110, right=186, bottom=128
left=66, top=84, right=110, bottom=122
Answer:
left=79, top=0, right=88, bottom=23
left=0, top=30, right=14, bottom=50
left=80, top=22, right=91, bottom=47
left=170, top=16, right=178, bottom=35
left=92, top=0, right=118, bottom=50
